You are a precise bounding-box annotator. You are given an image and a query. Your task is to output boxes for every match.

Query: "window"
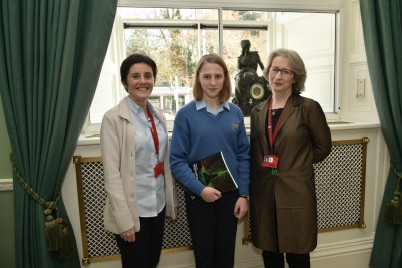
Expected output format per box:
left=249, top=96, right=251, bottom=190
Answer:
left=89, top=7, right=338, bottom=127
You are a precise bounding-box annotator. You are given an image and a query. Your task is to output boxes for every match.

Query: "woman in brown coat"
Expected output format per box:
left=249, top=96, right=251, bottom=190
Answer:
left=250, top=48, right=332, bottom=268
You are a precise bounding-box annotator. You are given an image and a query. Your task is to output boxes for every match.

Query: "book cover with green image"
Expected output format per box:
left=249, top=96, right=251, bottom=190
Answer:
left=189, top=151, right=238, bottom=201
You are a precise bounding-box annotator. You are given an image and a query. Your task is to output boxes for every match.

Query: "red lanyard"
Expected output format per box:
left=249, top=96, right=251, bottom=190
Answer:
left=146, top=108, right=159, bottom=157
left=267, top=99, right=285, bottom=152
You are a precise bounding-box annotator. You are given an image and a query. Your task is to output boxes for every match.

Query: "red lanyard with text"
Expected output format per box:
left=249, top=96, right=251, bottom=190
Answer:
left=147, top=108, right=159, bottom=156
left=147, top=108, right=164, bottom=177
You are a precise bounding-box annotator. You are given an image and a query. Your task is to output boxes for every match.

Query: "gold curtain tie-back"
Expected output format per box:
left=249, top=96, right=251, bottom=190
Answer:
left=384, top=161, right=402, bottom=224
left=10, top=153, right=72, bottom=259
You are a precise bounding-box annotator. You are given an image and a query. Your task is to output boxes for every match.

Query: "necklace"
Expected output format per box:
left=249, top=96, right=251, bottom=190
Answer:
left=272, top=108, right=279, bottom=115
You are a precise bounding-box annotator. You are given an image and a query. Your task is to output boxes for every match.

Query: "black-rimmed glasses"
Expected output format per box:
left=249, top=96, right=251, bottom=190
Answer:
left=269, top=67, right=293, bottom=78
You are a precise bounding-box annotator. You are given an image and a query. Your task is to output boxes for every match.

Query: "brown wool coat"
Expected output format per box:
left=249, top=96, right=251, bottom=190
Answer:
left=250, top=94, right=332, bottom=254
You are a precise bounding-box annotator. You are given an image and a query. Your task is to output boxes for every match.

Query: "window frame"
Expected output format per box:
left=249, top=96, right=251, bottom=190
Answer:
left=82, top=3, right=341, bottom=135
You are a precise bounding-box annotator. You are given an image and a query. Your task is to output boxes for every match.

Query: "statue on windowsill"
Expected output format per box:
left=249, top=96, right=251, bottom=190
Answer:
left=232, top=40, right=270, bottom=116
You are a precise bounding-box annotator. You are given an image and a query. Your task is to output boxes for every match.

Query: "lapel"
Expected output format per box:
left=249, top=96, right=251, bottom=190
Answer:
left=276, top=94, right=303, bottom=135
left=119, top=98, right=131, bottom=122
left=253, top=94, right=303, bottom=152
left=254, top=98, right=269, bottom=151
left=253, top=94, right=304, bottom=151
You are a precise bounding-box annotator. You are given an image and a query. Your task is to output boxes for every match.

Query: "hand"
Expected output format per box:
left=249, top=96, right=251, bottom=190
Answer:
left=200, top=187, right=222, bottom=202
left=120, top=227, right=136, bottom=242
left=234, top=197, right=248, bottom=219
left=166, top=206, right=179, bottom=222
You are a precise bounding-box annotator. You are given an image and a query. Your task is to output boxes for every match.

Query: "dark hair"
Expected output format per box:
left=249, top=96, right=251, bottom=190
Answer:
left=120, top=54, right=158, bottom=92
left=262, top=48, right=307, bottom=94
left=193, top=53, right=232, bottom=102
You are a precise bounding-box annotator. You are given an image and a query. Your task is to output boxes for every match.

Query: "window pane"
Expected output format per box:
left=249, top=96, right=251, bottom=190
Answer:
left=223, top=29, right=268, bottom=90
left=124, top=27, right=200, bottom=87
left=223, top=10, right=269, bottom=22
left=277, top=12, right=336, bottom=113
left=121, top=8, right=219, bottom=120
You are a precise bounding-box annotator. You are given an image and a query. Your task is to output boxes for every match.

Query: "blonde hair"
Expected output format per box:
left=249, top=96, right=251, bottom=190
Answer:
left=193, top=53, right=232, bottom=102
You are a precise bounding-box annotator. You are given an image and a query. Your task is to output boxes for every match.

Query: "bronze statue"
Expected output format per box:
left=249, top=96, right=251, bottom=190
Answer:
left=232, top=40, right=270, bottom=116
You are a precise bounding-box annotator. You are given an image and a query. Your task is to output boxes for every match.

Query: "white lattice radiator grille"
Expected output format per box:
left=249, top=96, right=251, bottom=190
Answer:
left=315, top=138, right=368, bottom=231
left=73, top=156, right=193, bottom=265
left=73, top=137, right=369, bottom=264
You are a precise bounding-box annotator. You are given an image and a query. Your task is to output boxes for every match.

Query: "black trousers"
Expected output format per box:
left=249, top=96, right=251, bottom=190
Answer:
left=115, top=207, right=166, bottom=268
left=185, top=190, right=238, bottom=268
left=262, top=250, right=310, bottom=268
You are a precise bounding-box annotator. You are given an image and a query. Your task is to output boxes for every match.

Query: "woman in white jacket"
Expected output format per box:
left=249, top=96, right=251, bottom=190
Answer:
left=100, top=54, right=178, bottom=268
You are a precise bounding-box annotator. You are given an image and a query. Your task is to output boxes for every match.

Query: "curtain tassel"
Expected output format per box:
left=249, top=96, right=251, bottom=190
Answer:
left=44, top=209, right=63, bottom=251
left=44, top=209, right=73, bottom=259
left=384, top=190, right=402, bottom=224
left=384, top=164, right=402, bottom=224
left=57, top=219, right=73, bottom=260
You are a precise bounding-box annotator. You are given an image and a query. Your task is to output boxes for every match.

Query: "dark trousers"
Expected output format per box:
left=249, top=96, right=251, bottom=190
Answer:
left=185, top=191, right=238, bottom=268
left=262, top=250, right=310, bottom=268
left=115, top=208, right=166, bottom=268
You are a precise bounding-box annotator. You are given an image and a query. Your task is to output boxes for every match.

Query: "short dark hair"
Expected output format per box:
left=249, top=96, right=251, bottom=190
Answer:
left=193, top=53, right=232, bottom=102
left=120, top=54, right=158, bottom=91
left=262, top=48, right=307, bottom=94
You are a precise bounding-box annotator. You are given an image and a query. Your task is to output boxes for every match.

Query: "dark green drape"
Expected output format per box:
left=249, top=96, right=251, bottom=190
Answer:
left=0, top=1, right=117, bottom=267
left=360, top=1, right=402, bottom=267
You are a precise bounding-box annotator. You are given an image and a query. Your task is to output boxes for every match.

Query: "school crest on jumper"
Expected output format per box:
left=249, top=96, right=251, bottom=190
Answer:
left=232, top=121, right=239, bottom=130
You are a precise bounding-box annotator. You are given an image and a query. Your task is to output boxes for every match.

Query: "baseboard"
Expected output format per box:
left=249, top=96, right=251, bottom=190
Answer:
left=313, top=237, right=373, bottom=258
left=233, top=237, right=373, bottom=268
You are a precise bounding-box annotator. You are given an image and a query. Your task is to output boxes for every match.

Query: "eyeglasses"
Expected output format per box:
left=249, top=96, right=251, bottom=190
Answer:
left=269, top=67, right=294, bottom=78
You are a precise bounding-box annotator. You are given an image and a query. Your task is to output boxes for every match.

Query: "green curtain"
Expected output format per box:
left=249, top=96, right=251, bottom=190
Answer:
left=0, top=1, right=117, bottom=267
left=359, top=1, right=402, bottom=267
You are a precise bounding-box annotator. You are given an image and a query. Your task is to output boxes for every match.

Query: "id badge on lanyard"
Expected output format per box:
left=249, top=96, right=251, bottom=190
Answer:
left=262, top=155, right=279, bottom=168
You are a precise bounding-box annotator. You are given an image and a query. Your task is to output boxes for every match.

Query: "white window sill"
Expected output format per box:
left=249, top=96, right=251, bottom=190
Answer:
left=77, top=121, right=381, bottom=146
